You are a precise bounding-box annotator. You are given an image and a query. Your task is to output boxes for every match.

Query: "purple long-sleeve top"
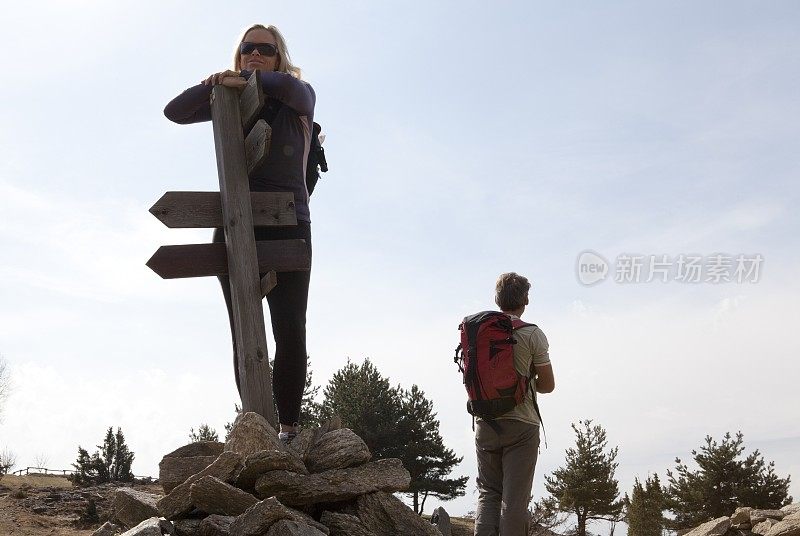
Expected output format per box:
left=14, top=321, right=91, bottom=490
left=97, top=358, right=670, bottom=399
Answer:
left=164, top=70, right=316, bottom=223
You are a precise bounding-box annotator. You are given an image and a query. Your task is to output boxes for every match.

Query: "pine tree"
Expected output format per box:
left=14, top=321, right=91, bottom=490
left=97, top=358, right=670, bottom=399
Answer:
left=71, top=447, right=96, bottom=485
left=71, top=427, right=135, bottom=485
left=625, top=474, right=665, bottom=536
left=112, top=428, right=135, bottom=481
left=544, top=420, right=624, bottom=536
left=529, top=497, right=569, bottom=536
left=190, top=424, right=220, bottom=442
left=397, top=385, right=468, bottom=514
left=320, top=359, right=468, bottom=513
left=97, top=427, right=115, bottom=482
left=319, top=358, right=404, bottom=459
left=665, top=432, right=792, bottom=529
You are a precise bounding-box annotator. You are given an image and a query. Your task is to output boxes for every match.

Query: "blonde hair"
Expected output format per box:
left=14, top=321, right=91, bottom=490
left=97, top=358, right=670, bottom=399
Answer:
left=495, top=272, right=531, bottom=312
left=233, top=24, right=302, bottom=79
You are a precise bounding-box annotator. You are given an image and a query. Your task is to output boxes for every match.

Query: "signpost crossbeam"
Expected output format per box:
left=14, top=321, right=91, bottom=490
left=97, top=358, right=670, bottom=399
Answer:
left=146, top=240, right=310, bottom=279
left=149, top=191, right=296, bottom=228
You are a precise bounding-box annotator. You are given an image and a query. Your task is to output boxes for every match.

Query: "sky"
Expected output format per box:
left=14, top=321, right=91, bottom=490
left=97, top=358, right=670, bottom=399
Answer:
left=1, top=0, right=799, bottom=529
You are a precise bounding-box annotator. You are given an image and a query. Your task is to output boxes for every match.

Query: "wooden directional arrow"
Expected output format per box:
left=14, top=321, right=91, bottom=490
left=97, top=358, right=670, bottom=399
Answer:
left=245, top=119, right=271, bottom=175
left=149, top=191, right=296, bottom=228
left=240, top=69, right=265, bottom=133
left=146, top=239, right=310, bottom=279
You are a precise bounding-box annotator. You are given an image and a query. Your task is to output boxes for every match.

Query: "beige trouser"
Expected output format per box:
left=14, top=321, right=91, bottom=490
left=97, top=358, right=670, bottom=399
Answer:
left=474, top=419, right=540, bottom=536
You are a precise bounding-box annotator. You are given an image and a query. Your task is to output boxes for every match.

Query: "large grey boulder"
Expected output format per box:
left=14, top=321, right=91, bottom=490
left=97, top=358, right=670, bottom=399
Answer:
left=319, top=511, right=375, bottom=536
left=753, top=510, right=787, bottom=524
left=190, top=476, right=258, bottom=516
left=236, top=449, right=308, bottom=491
left=287, top=417, right=343, bottom=463
left=198, top=515, right=235, bottom=536
left=224, top=412, right=284, bottom=458
left=158, top=451, right=243, bottom=520
left=684, top=517, right=731, bottom=536
left=254, top=459, right=411, bottom=505
left=166, top=442, right=226, bottom=459
left=160, top=456, right=219, bottom=494
left=286, top=428, right=315, bottom=461
left=305, top=428, right=371, bottom=473
left=764, top=517, right=800, bottom=536
left=229, top=498, right=329, bottom=536
left=782, top=505, right=800, bottom=516
left=356, top=492, right=441, bottom=536
left=287, top=416, right=342, bottom=461
left=431, top=506, right=451, bottom=536
left=160, top=441, right=225, bottom=493
left=310, top=416, right=343, bottom=447
left=114, top=488, right=162, bottom=528
left=119, top=517, right=174, bottom=536
left=266, top=519, right=328, bottom=535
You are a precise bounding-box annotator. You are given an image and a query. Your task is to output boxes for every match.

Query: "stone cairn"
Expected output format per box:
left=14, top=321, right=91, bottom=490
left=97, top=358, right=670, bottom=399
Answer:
left=680, top=503, right=800, bottom=536
left=99, top=412, right=444, bottom=536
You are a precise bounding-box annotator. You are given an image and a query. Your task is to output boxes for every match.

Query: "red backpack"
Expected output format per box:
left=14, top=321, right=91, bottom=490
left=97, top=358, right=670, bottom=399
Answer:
left=454, top=311, right=538, bottom=420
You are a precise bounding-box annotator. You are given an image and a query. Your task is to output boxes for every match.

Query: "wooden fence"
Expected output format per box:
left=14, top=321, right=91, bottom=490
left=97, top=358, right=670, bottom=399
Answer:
left=10, top=466, right=154, bottom=480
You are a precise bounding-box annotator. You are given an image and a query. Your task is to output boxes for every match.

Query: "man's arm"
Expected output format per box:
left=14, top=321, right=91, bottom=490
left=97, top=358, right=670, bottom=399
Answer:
left=529, top=327, right=554, bottom=393
left=534, top=363, right=555, bottom=393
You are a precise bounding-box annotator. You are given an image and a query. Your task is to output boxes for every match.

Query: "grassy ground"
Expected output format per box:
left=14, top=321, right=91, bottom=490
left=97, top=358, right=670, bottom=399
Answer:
left=423, top=512, right=475, bottom=535
left=2, top=474, right=74, bottom=490
left=450, top=515, right=476, bottom=535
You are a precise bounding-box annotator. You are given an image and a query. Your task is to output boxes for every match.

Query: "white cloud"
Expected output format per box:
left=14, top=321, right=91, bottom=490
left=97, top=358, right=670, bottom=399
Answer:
left=0, top=177, right=211, bottom=303
left=0, top=360, right=240, bottom=478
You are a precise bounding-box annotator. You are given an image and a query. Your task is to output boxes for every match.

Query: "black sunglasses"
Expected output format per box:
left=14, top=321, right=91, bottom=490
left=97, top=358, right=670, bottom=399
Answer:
left=240, top=42, right=278, bottom=57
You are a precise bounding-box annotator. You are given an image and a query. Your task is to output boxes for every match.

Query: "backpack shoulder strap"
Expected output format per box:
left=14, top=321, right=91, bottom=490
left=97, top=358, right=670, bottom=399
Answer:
left=511, top=319, right=536, bottom=330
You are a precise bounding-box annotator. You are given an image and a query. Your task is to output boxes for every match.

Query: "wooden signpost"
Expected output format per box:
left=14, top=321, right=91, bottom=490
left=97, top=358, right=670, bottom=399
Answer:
left=147, top=72, right=310, bottom=428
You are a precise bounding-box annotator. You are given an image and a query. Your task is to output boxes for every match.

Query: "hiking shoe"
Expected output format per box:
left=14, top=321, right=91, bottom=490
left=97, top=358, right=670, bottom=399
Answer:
left=278, top=431, right=297, bottom=445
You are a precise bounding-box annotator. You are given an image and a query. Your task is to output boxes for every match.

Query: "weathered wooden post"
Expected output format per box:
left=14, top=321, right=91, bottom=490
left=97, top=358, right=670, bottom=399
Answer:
left=147, top=72, right=310, bottom=428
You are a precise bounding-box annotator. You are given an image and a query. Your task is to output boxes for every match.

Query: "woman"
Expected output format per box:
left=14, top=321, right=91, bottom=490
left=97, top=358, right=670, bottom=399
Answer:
left=164, top=24, right=315, bottom=443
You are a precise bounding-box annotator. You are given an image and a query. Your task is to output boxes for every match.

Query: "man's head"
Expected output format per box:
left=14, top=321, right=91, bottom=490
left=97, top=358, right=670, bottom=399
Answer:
left=495, top=272, right=531, bottom=313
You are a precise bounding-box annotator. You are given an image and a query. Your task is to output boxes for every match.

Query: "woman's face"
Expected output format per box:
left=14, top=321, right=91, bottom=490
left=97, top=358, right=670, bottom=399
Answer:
left=241, top=28, right=279, bottom=72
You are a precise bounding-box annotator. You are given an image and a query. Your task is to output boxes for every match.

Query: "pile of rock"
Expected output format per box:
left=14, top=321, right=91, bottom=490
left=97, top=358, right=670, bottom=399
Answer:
left=682, top=503, right=800, bottom=536
left=102, top=412, right=443, bottom=536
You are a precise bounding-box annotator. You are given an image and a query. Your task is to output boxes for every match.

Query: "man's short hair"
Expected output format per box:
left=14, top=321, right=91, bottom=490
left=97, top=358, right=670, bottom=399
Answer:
left=495, top=272, right=531, bottom=311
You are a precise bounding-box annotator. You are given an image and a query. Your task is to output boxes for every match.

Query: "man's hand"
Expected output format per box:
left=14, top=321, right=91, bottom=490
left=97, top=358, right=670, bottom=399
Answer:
left=202, top=70, right=247, bottom=89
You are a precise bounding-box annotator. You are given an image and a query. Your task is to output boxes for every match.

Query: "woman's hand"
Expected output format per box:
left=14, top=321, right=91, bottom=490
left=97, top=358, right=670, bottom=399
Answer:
left=202, top=70, right=247, bottom=88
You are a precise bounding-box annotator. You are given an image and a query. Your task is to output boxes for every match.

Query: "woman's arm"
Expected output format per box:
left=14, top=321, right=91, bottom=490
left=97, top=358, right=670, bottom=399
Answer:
left=163, top=83, right=213, bottom=124
left=164, top=70, right=314, bottom=124
left=241, top=70, right=315, bottom=117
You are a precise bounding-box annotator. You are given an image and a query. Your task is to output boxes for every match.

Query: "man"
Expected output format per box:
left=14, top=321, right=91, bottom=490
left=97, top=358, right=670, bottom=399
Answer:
left=474, top=272, right=555, bottom=536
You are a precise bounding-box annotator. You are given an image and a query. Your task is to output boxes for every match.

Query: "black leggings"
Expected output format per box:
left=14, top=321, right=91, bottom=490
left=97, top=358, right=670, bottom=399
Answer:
left=212, top=223, right=311, bottom=426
